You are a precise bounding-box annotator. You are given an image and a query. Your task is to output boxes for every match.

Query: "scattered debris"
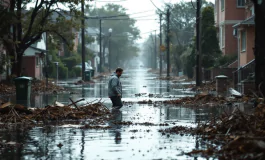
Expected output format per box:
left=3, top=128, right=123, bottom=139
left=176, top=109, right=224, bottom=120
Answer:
left=0, top=80, right=66, bottom=96
left=74, top=80, right=95, bottom=85
left=157, top=76, right=189, bottom=81
left=163, top=93, right=254, bottom=106
left=80, top=125, right=112, bottom=129
left=229, top=88, right=242, bottom=98
left=160, top=103, right=265, bottom=159
left=0, top=99, right=110, bottom=125
left=57, top=143, right=63, bottom=148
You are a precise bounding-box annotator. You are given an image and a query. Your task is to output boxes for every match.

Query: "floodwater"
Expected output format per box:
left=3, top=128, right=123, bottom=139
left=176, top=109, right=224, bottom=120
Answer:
left=0, top=68, right=249, bottom=160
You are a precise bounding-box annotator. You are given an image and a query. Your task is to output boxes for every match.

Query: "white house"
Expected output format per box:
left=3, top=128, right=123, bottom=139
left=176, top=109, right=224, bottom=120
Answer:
left=22, top=33, right=47, bottom=79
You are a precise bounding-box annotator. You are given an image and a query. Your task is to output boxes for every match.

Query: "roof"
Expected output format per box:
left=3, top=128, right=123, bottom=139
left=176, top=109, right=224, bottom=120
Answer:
left=86, top=27, right=99, bottom=36
left=29, top=46, right=48, bottom=53
left=233, top=15, right=255, bottom=28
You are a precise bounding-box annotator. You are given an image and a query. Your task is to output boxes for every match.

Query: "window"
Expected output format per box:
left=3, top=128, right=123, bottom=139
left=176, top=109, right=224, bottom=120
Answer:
left=237, top=0, right=245, bottom=7
left=241, top=31, right=246, bottom=52
left=220, top=26, right=225, bottom=48
left=221, top=0, right=225, bottom=11
left=251, top=6, right=255, bottom=15
left=36, top=57, right=40, bottom=66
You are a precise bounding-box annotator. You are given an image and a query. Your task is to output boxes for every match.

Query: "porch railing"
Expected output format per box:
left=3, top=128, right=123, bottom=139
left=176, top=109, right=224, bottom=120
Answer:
left=233, top=59, right=255, bottom=89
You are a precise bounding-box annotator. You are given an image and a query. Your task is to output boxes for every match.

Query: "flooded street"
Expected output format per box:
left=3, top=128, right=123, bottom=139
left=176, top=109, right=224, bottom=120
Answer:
left=0, top=69, right=246, bottom=160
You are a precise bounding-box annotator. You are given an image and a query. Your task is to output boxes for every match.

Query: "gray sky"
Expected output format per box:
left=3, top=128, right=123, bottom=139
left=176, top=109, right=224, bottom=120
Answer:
left=92, top=0, right=215, bottom=43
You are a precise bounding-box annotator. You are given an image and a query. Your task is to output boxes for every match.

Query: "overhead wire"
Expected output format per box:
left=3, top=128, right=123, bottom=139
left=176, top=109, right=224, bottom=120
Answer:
left=96, top=0, right=128, bottom=2
left=109, top=30, right=157, bottom=38
left=103, top=18, right=158, bottom=21
left=149, top=0, right=165, bottom=14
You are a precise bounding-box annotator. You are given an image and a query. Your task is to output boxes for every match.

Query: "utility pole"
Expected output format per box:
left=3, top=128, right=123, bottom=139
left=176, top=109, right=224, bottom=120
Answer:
left=99, top=19, right=102, bottom=73
left=81, top=0, right=85, bottom=80
left=166, top=9, right=170, bottom=78
left=196, top=0, right=201, bottom=86
left=159, top=14, right=162, bottom=77
left=155, top=30, right=157, bottom=69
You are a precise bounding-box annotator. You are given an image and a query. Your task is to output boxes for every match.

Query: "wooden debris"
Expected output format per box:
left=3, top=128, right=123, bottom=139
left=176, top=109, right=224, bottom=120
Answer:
left=0, top=99, right=110, bottom=124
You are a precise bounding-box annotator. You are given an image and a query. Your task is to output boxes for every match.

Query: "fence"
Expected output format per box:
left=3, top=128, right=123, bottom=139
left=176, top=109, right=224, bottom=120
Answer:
left=233, top=59, right=255, bottom=90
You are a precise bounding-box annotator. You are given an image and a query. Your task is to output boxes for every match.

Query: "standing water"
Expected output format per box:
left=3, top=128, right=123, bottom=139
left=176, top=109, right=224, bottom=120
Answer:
left=0, top=69, right=242, bottom=159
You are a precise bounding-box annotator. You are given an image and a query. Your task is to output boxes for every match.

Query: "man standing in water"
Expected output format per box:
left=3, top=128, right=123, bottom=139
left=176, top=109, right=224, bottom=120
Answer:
left=108, top=68, right=123, bottom=110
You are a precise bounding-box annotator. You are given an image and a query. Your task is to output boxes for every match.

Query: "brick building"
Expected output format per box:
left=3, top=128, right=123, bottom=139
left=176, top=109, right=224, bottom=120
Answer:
left=233, top=0, right=255, bottom=66
left=215, top=0, right=246, bottom=56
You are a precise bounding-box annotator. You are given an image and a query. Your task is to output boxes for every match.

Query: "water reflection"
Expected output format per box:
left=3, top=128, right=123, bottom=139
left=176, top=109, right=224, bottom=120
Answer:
left=109, top=110, right=123, bottom=144
left=7, top=69, right=195, bottom=108
left=0, top=69, right=249, bottom=159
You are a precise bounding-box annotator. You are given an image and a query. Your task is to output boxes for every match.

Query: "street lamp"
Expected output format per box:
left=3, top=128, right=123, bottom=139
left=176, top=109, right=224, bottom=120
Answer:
left=53, top=62, right=59, bottom=85
left=108, top=28, right=112, bottom=73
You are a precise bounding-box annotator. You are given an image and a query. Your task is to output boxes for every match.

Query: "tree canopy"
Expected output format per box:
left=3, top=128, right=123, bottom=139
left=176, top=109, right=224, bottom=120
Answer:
left=86, top=4, right=140, bottom=68
left=1, top=0, right=89, bottom=76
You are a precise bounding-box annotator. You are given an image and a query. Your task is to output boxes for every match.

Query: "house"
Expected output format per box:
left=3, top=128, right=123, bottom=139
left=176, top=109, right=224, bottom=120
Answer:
left=233, top=0, right=255, bottom=67
left=214, top=0, right=256, bottom=94
left=79, top=27, right=101, bottom=73
left=232, top=0, right=255, bottom=94
left=215, top=0, right=246, bottom=56
left=22, top=33, right=47, bottom=79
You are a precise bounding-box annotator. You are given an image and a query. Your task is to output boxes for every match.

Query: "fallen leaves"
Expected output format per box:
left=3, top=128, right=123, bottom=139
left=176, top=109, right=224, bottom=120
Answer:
left=0, top=80, right=66, bottom=96
left=161, top=103, right=265, bottom=159
left=163, top=94, right=227, bottom=106
left=0, top=99, right=110, bottom=125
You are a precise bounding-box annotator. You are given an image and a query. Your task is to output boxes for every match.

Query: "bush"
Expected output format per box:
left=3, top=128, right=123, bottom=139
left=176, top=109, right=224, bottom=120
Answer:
left=214, top=54, right=237, bottom=67
left=62, top=55, right=81, bottom=69
left=71, top=67, right=82, bottom=77
left=58, top=65, right=68, bottom=79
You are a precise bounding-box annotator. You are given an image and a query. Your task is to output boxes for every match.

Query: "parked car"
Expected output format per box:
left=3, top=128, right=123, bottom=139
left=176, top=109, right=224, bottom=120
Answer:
left=74, top=62, right=93, bottom=71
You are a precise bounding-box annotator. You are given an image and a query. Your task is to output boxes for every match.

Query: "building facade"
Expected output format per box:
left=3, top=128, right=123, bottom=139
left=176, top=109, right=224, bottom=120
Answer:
left=79, top=27, right=101, bottom=73
left=215, top=0, right=246, bottom=56
left=22, top=33, right=47, bottom=79
left=233, top=0, right=255, bottom=67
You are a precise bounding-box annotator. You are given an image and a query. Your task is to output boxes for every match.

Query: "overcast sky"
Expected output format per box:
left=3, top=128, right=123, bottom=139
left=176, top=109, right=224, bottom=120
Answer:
left=92, top=0, right=215, bottom=43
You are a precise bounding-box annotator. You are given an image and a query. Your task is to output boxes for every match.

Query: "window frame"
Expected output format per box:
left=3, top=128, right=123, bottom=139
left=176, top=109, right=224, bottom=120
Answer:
left=221, top=0, right=225, bottom=11
left=237, top=0, right=245, bottom=8
left=251, top=6, right=255, bottom=15
left=241, top=30, right=246, bottom=52
left=220, top=25, right=225, bottom=49
left=36, top=56, right=40, bottom=66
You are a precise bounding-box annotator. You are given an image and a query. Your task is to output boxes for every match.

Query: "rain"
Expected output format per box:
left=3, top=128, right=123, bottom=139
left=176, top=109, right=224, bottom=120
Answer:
left=0, top=0, right=265, bottom=159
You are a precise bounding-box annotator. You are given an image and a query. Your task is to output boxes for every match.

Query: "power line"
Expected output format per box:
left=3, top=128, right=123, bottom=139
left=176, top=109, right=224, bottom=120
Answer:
left=86, top=10, right=154, bottom=19
left=96, top=0, right=127, bottom=2
left=107, top=30, right=157, bottom=38
left=124, top=10, right=154, bottom=15
left=150, top=0, right=165, bottom=14
left=102, top=18, right=158, bottom=21
left=85, top=12, right=157, bottom=20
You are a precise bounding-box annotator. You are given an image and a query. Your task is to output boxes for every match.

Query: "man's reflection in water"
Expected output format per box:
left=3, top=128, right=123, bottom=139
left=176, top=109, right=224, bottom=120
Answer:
left=167, top=80, right=170, bottom=93
left=109, top=109, right=122, bottom=144
left=82, top=85, right=85, bottom=98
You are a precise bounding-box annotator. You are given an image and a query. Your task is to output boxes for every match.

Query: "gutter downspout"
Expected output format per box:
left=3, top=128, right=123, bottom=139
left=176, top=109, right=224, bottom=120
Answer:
left=237, top=29, right=241, bottom=91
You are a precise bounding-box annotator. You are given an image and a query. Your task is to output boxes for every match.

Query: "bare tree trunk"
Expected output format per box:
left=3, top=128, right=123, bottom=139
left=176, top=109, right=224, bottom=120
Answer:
left=253, top=1, right=265, bottom=95
left=11, top=0, right=24, bottom=77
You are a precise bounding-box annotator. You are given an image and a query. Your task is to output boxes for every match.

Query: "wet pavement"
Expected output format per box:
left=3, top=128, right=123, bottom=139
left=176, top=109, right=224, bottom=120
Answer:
left=0, top=68, right=247, bottom=159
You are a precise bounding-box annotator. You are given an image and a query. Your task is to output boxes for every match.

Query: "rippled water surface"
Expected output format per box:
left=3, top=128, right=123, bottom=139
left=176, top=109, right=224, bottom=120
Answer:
left=0, top=69, right=249, bottom=160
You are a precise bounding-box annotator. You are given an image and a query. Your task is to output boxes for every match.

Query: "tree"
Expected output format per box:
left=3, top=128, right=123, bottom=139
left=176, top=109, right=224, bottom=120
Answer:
left=252, top=0, right=265, bottom=95
left=4, top=0, right=86, bottom=77
left=200, top=6, right=221, bottom=68
left=142, top=34, right=159, bottom=69
left=161, top=0, right=213, bottom=76
left=86, top=4, right=140, bottom=68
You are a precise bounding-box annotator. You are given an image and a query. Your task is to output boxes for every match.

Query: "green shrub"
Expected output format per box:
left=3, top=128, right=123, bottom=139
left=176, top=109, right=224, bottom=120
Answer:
left=71, top=67, right=82, bottom=77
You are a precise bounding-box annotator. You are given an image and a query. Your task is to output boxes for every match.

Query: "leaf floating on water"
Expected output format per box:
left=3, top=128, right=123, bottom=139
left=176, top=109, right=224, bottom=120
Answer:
left=57, top=143, right=63, bottom=148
